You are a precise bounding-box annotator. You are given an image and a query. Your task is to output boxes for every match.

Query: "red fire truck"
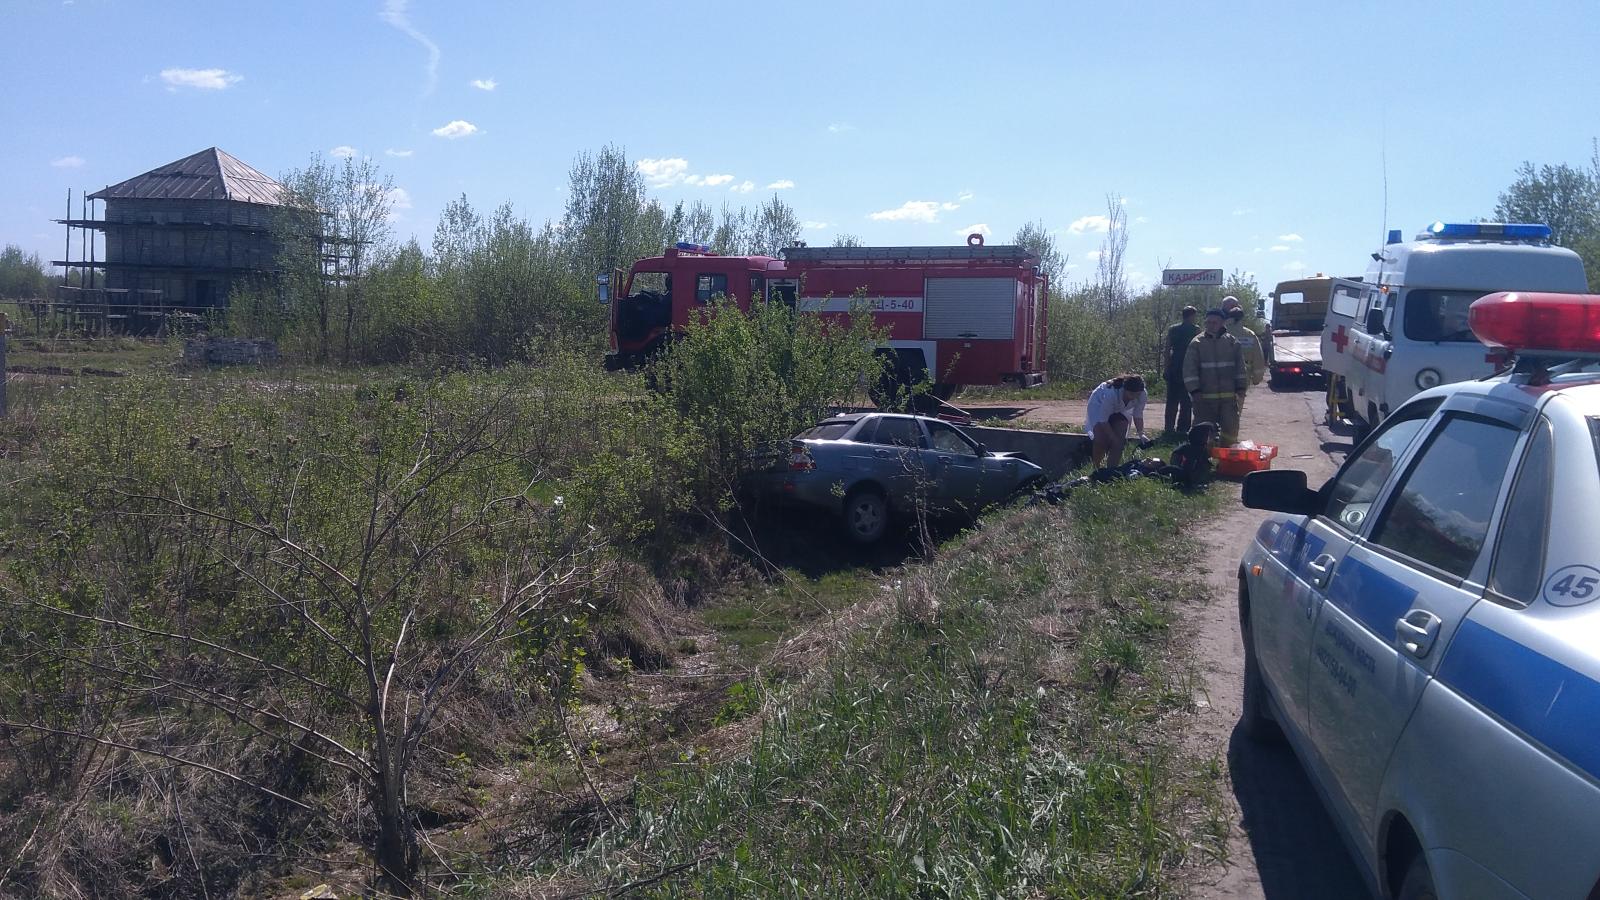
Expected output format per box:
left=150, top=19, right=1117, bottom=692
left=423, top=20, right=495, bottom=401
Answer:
left=603, top=235, right=1048, bottom=400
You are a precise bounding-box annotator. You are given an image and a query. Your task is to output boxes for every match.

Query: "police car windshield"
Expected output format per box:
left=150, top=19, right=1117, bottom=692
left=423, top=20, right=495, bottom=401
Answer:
left=1590, top=418, right=1600, bottom=478
left=1404, top=289, right=1484, bottom=342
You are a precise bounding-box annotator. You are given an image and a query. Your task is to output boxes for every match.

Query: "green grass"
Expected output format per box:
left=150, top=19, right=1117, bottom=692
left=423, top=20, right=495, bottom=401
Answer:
left=4, top=336, right=179, bottom=374
left=703, top=569, right=876, bottom=657
left=544, top=479, right=1226, bottom=898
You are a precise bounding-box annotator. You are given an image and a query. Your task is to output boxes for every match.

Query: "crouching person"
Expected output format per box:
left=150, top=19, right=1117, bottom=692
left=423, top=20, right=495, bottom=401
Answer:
left=1086, top=374, right=1149, bottom=468
left=1162, top=421, right=1217, bottom=491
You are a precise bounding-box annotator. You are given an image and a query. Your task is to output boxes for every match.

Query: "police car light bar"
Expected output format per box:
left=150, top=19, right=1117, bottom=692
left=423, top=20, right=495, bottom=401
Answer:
left=674, top=241, right=713, bottom=254
left=1469, top=292, right=1600, bottom=354
left=1423, top=221, right=1553, bottom=241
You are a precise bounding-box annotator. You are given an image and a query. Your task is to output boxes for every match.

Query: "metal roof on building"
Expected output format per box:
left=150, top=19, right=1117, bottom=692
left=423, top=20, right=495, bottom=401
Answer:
left=89, top=147, right=286, bottom=206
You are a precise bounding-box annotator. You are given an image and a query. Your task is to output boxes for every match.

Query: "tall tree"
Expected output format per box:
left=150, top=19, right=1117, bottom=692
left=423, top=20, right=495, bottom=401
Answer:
left=1094, top=194, right=1130, bottom=316
left=831, top=233, right=864, bottom=248
left=1493, top=161, right=1600, bottom=246
left=271, top=154, right=395, bottom=363
left=561, top=144, right=663, bottom=282
left=0, top=244, right=50, bottom=300
left=746, top=194, right=802, bottom=257
left=1013, top=220, right=1066, bottom=287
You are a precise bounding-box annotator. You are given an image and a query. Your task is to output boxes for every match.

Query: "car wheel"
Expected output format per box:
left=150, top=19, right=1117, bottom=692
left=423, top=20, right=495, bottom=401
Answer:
left=1241, top=590, right=1284, bottom=743
left=842, top=488, right=888, bottom=544
left=1395, top=853, right=1437, bottom=900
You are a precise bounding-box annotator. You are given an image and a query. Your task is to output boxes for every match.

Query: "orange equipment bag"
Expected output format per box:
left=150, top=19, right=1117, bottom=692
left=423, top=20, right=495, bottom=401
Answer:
left=1211, top=442, right=1278, bottom=477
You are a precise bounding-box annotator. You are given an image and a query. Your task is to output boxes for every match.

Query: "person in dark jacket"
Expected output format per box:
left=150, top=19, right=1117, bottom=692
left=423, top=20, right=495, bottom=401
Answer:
left=1161, top=306, right=1201, bottom=435
left=1163, top=421, right=1217, bottom=491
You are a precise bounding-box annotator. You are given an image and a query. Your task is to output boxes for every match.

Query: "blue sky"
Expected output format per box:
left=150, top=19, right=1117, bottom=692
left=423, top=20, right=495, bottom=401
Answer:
left=4, top=0, right=1598, bottom=291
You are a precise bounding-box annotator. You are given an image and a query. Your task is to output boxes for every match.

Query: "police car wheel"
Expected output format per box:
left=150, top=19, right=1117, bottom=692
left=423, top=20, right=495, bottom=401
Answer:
left=1395, top=853, right=1437, bottom=900
left=1240, top=592, right=1284, bottom=743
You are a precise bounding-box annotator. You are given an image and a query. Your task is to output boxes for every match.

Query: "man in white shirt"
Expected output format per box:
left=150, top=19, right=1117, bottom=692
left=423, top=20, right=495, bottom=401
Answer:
left=1085, top=374, right=1149, bottom=468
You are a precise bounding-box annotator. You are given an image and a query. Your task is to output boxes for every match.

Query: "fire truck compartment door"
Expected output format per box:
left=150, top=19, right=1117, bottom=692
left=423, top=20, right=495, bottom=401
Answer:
left=923, top=277, right=1017, bottom=340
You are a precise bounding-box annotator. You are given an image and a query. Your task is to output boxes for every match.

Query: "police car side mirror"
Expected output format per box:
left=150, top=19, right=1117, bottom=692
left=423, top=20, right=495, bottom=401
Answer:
left=1242, top=469, right=1321, bottom=516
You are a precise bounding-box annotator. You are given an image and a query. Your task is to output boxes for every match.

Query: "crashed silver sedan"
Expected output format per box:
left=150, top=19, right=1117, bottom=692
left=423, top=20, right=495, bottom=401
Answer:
left=743, top=413, right=1045, bottom=543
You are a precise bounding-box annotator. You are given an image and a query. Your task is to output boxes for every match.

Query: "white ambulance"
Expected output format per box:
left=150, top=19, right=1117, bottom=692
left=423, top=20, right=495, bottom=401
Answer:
left=1322, top=222, right=1588, bottom=435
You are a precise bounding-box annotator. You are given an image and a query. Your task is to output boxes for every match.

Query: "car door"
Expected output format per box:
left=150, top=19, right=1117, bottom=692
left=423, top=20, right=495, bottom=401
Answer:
left=1255, top=399, right=1441, bottom=738
left=1307, top=397, right=1529, bottom=850
left=921, top=419, right=987, bottom=513
left=861, top=415, right=928, bottom=508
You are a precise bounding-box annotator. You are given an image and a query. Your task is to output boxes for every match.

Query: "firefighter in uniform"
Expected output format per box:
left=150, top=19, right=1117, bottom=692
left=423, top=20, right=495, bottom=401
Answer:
left=1183, top=309, right=1247, bottom=445
left=1221, top=296, right=1266, bottom=413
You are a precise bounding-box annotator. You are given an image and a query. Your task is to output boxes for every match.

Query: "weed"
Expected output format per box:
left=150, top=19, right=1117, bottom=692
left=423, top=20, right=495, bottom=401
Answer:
left=538, top=479, right=1226, bottom=898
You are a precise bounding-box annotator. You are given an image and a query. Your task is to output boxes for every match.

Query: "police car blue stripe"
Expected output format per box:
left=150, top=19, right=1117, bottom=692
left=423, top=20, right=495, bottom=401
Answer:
left=1324, top=556, right=1419, bottom=638
left=1438, top=619, right=1600, bottom=783
left=1259, top=519, right=1328, bottom=584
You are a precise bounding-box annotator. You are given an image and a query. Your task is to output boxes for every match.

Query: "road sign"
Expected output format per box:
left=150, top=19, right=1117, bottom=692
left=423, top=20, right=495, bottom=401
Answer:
left=1162, top=268, right=1225, bottom=287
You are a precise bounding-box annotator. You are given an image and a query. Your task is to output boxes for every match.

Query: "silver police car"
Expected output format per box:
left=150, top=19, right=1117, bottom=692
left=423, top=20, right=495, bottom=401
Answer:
left=1238, top=291, right=1600, bottom=899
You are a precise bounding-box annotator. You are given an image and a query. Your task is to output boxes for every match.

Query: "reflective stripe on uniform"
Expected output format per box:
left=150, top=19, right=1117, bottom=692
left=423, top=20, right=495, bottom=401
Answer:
left=1198, top=391, right=1235, bottom=399
left=1200, top=361, right=1233, bottom=368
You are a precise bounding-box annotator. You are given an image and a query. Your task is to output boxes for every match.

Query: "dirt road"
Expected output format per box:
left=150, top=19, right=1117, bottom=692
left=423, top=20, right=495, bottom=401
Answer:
left=1177, top=382, right=1371, bottom=899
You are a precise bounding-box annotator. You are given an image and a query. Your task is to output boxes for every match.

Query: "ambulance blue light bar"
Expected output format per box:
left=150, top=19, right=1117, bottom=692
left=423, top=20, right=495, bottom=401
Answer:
left=674, top=241, right=712, bottom=253
left=1423, top=221, right=1553, bottom=241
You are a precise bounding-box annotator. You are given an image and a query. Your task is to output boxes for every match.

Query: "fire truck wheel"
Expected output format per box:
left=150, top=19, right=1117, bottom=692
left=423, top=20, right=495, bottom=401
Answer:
left=842, top=488, right=888, bottom=544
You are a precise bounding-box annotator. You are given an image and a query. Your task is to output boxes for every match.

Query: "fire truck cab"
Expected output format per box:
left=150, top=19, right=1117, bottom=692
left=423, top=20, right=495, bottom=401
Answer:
left=604, top=238, right=1048, bottom=399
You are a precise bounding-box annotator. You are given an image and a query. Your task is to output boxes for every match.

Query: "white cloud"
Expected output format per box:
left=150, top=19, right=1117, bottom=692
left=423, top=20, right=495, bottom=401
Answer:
left=50, top=155, right=84, bottom=168
left=1086, top=250, right=1104, bottom=262
left=385, top=148, right=414, bottom=158
left=431, top=120, right=479, bottom=139
left=1200, top=247, right=1222, bottom=255
left=1278, top=233, right=1304, bottom=242
left=637, top=157, right=689, bottom=186
left=471, top=78, right=497, bottom=91
left=381, top=0, right=441, bottom=97
left=1067, top=214, right=1110, bottom=235
left=802, top=221, right=829, bottom=230
left=730, top=180, right=755, bottom=193
left=684, top=173, right=733, bottom=187
left=330, top=145, right=358, bottom=158
left=387, top=187, right=413, bottom=209
left=766, top=179, right=795, bottom=190
left=160, top=67, right=242, bottom=91
left=869, top=200, right=961, bottom=223
left=1269, top=244, right=1291, bottom=252
left=957, top=190, right=975, bottom=202
left=827, top=122, right=854, bottom=133
left=1283, top=261, right=1306, bottom=271
left=957, top=223, right=992, bottom=238
left=1134, top=215, right=1148, bottom=224
left=1232, top=208, right=1254, bottom=216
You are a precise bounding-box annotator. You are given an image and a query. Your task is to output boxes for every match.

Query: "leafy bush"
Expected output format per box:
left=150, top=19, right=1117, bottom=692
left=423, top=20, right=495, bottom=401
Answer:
left=650, top=297, right=885, bottom=505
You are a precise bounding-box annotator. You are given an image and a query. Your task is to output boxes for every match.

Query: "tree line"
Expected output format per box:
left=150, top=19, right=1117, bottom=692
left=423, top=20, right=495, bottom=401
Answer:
left=232, top=145, right=812, bottom=365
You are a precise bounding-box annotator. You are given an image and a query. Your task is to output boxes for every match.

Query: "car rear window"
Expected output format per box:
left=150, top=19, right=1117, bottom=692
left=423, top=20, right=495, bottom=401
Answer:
left=798, top=422, right=855, bottom=441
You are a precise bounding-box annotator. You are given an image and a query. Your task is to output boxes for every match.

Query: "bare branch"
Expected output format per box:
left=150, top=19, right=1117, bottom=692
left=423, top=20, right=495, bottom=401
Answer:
left=0, top=720, right=315, bottom=811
